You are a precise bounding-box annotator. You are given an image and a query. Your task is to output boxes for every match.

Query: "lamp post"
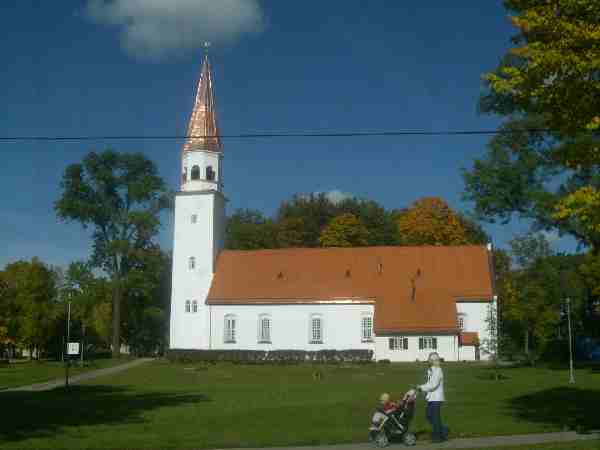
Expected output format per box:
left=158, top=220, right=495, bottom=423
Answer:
left=566, top=298, right=575, bottom=384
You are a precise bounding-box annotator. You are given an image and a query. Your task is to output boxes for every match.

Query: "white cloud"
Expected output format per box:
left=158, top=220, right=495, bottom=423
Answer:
left=320, top=189, right=354, bottom=205
left=85, top=0, right=264, bottom=60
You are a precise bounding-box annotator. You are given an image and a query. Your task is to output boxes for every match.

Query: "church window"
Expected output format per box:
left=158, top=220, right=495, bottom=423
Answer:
left=457, top=313, right=466, bottom=331
left=191, top=214, right=197, bottom=224
left=185, top=300, right=191, bottom=313
left=389, top=337, right=408, bottom=351
left=224, top=315, right=236, bottom=343
left=309, top=314, right=323, bottom=344
left=191, top=165, right=200, bottom=180
left=361, top=314, right=373, bottom=342
left=206, top=166, right=215, bottom=181
left=258, top=314, right=271, bottom=343
left=192, top=300, right=198, bottom=313
left=188, top=257, right=195, bottom=270
left=418, top=337, right=437, bottom=350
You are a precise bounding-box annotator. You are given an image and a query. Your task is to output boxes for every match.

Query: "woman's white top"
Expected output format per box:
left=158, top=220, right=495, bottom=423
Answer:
left=419, top=366, right=445, bottom=402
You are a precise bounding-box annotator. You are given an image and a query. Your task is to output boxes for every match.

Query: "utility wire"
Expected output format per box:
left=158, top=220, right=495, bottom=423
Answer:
left=0, top=129, right=552, bottom=143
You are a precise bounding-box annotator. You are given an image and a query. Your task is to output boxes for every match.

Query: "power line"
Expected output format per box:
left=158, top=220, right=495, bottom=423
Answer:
left=0, top=129, right=552, bottom=143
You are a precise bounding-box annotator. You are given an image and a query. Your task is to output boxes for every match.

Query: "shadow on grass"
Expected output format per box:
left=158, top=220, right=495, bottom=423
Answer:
left=509, top=387, right=600, bottom=432
left=0, top=385, right=210, bottom=443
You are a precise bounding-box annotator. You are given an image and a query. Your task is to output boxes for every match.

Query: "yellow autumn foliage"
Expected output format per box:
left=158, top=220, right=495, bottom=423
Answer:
left=396, top=197, right=469, bottom=246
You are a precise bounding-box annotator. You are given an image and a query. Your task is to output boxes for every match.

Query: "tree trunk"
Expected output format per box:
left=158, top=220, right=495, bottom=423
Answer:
left=524, top=329, right=530, bottom=356
left=112, top=278, right=122, bottom=358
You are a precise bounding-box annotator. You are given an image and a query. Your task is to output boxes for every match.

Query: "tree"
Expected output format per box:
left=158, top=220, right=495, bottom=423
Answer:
left=484, top=0, right=600, bottom=137
left=276, top=194, right=338, bottom=247
left=62, top=261, right=111, bottom=355
left=319, top=213, right=370, bottom=248
left=396, top=197, right=476, bottom=246
left=466, top=0, right=600, bottom=249
left=55, top=150, right=170, bottom=357
left=1, top=258, right=58, bottom=359
left=225, top=209, right=277, bottom=250
left=275, top=217, right=311, bottom=248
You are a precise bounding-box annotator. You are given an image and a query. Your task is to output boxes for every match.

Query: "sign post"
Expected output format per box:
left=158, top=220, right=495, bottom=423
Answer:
left=566, top=298, right=575, bottom=384
left=65, top=301, right=71, bottom=388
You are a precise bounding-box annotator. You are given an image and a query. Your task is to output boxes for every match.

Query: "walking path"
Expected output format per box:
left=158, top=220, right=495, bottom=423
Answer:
left=3, top=357, right=154, bottom=392
left=220, top=432, right=599, bottom=450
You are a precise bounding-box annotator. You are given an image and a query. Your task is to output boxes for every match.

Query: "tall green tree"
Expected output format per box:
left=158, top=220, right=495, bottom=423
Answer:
left=225, top=209, right=277, bottom=250
left=1, top=258, right=58, bottom=359
left=319, top=213, right=370, bottom=247
left=55, top=150, right=170, bottom=357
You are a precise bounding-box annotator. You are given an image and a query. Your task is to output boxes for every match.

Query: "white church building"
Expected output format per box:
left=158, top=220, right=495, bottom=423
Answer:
left=169, top=54, right=497, bottom=362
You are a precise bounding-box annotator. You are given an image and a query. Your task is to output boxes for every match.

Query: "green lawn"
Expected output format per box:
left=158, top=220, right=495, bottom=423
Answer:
left=0, top=357, right=135, bottom=390
left=0, top=361, right=598, bottom=449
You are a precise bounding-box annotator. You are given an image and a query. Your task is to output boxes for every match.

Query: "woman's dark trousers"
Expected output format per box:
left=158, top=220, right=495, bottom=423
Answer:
left=425, top=401, right=448, bottom=441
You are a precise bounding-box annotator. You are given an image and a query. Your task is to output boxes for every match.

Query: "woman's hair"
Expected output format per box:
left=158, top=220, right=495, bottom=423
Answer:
left=428, top=352, right=440, bottom=364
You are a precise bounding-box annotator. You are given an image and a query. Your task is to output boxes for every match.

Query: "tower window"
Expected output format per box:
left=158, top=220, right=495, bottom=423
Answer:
left=191, top=165, right=200, bottom=180
left=185, top=300, right=191, bottom=313
left=206, top=166, right=215, bottom=181
left=191, top=214, right=197, bottom=224
left=188, top=257, right=195, bottom=270
left=192, top=300, right=198, bottom=313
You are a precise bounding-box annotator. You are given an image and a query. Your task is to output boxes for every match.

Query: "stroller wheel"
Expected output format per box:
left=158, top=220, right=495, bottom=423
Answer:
left=402, top=432, right=416, bottom=446
left=374, top=431, right=389, bottom=448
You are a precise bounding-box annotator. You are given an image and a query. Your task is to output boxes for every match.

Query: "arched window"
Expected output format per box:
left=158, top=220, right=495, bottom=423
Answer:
left=224, top=314, right=236, bottom=343
left=258, top=314, right=271, bottom=343
left=185, top=300, right=191, bottom=313
left=188, top=257, right=195, bottom=270
left=361, top=314, right=373, bottom=342
left=191, top=165, right=200, bottom=180
left=309, top=314, right=323, bottom=344
left=206, top=166, right=215, bottom=181
left=192, top=300, right=198, bottom=313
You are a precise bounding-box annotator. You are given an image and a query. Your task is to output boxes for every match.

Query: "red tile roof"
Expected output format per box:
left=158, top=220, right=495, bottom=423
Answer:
left=207, top=245, right=494, bottom=334
left=460, top=332, right=480, bottom=346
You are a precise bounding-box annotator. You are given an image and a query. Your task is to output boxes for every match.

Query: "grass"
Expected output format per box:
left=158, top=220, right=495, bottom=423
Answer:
left=0, top=356, right=135, bottom=390
left=0, top=361, right=598, bottom=449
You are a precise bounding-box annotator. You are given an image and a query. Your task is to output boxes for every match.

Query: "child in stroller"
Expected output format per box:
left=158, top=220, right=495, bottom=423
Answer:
left=368, top=390, right=417, bottom=447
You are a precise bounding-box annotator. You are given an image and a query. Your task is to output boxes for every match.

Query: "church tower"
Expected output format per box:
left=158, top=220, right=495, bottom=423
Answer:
left=170, top=51, right=226, bottom=349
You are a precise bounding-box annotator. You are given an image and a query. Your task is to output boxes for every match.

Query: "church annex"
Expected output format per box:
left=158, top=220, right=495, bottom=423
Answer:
left=169, top=54, right=497, bottom=361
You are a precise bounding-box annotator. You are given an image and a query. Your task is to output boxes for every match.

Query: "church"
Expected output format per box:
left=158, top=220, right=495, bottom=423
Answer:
left=169, top=54, right=497, bottom=362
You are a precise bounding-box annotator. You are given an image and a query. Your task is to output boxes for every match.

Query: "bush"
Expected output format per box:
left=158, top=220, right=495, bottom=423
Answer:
left=166, top=349, right=374, bottom=364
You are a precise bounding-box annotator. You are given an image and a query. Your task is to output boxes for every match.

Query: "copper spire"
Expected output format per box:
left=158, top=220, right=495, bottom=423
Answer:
left=182, top=49, right=222, bottom=153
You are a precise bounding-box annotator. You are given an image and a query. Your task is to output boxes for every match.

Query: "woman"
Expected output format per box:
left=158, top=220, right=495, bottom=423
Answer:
left=417, top=352, right=449, bottom=443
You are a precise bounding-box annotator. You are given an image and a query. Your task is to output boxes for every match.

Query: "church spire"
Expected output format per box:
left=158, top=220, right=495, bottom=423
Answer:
left=182, top=45, right=222, bottom=153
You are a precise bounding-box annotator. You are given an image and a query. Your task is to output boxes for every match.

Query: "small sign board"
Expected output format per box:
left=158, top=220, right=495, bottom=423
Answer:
left=67, top=342, right=80, bottom=355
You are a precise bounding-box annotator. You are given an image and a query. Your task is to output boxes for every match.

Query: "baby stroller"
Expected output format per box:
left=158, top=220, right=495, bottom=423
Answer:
left=368, top=390, right=417, bottom=447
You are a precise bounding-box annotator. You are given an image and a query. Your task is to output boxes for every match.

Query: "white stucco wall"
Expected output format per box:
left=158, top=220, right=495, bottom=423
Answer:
left=170, top=191, right=224, bottom=349
left=375, top=335, right=459, bottom=362
left=208, top=303, right=376, bottom=351
left=456, top=301, right=495, bottom=361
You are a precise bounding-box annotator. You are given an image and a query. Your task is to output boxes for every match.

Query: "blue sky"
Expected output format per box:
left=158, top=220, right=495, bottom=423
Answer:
left=0, top=1, right=577, bottom=269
